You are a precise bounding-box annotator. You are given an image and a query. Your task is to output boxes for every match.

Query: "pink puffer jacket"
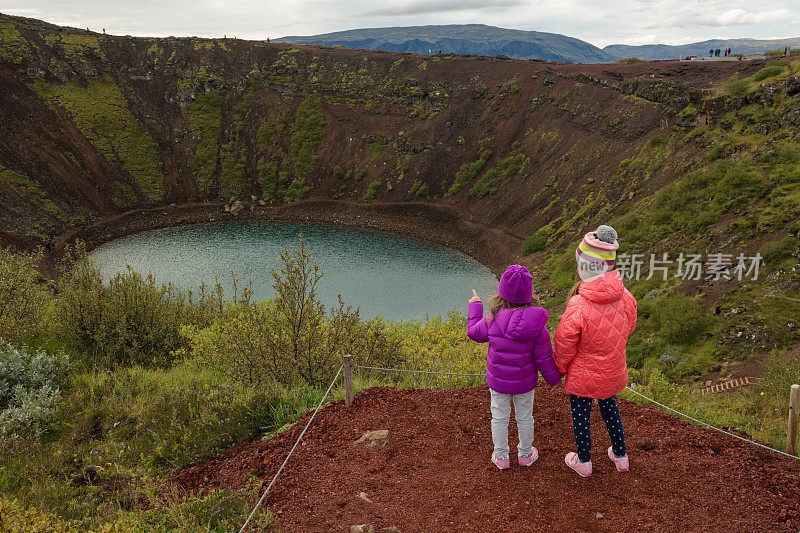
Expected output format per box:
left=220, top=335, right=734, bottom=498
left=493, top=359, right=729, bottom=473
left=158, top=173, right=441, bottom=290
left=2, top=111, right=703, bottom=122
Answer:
left=554, top=270, right=637, bottom=399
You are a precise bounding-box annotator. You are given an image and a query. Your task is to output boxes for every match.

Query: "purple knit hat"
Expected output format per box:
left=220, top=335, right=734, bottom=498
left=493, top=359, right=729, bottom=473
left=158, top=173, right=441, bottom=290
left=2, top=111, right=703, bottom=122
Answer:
left=498, top=265, right=533, bottom=304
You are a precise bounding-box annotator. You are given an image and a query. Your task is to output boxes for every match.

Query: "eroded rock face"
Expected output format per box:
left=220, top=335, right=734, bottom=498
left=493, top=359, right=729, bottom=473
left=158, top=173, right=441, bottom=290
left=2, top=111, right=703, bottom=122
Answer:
left=783, top=76, right=800, bottom=96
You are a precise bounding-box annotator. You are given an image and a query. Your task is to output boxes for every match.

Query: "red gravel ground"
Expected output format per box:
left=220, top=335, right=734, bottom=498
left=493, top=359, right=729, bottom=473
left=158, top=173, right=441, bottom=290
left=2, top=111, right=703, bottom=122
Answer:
left=172, top=385, right=800, bottom=532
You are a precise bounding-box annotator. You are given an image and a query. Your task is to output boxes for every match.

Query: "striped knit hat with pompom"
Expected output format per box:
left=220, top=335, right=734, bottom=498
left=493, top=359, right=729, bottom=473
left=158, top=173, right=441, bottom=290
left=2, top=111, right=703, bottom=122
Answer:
left=576, top=225, right=619, bottom=280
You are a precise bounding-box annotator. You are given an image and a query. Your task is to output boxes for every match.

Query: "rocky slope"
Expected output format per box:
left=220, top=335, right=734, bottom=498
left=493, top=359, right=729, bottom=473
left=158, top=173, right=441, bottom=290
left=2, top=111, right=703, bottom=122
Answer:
left=0, top=12, right=767, bottom=246
left=1, top=13, right=799, bottom=370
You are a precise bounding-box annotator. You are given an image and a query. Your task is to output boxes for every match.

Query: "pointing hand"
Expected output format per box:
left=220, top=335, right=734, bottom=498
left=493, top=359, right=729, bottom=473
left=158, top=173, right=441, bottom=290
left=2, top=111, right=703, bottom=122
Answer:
left=469, top=289, right=480, bottom=303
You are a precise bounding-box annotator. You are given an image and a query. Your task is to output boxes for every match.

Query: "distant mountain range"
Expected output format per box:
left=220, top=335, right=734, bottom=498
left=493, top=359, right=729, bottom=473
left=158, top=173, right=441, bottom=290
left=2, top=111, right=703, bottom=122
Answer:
left=276, top=25, right=800, bottom=63
left=275, top=24, right=616, bottom=64
left=605, top=37, right=800, bottom=60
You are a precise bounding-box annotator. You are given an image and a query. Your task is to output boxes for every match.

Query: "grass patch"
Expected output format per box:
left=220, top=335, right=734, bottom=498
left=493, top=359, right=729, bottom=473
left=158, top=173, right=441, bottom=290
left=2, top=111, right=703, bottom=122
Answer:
left=363, top=180, right=383, bottom=202
left=522, top=224, right=553, bottom=255
left=447, top=149, right=491, bottom=196
left=469, top=147, right=529, bottom=199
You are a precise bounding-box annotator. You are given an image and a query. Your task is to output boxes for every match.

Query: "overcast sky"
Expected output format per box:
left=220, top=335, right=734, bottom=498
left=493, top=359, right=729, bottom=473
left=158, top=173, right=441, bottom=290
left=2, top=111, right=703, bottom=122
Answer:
left=2, top=0, right=799, bottom=48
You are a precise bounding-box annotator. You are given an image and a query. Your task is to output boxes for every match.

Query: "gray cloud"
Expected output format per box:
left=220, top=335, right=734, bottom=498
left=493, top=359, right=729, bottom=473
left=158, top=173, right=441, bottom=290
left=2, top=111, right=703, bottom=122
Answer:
left=357, top=0, right=528, bottom=18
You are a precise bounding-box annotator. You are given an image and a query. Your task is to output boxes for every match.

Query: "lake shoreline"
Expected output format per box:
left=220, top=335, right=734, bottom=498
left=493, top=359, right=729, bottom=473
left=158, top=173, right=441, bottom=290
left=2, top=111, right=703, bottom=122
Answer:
left=46, top=200, right=523, bottom=278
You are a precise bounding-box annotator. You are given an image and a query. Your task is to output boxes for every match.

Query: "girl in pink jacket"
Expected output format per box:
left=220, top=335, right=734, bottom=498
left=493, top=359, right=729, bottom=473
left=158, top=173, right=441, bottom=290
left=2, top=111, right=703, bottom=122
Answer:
left=554, top=225, right=637, bottom=477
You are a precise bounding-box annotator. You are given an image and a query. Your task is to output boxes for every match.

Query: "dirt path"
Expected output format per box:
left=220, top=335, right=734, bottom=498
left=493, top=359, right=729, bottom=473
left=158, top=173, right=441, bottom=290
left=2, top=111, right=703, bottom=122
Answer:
left=172, top=385, right=800, bottom=532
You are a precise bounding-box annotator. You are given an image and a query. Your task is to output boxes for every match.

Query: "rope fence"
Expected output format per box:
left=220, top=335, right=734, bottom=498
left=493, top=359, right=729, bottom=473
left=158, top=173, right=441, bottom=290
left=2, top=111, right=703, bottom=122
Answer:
left=238, top=365, right=343, bottom=533
left=238, top=358, right=799, bottom=531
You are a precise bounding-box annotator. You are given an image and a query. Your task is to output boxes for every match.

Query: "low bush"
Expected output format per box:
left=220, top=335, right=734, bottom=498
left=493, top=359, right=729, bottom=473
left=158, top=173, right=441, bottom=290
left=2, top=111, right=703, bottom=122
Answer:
left=752, top=65, right=784, bottom=82
left=521, top=224, right=553, bottom=255
left=0, top=341, right=69, bottom=437
left=116, top=483, right=273, bottom=532
left=678, top=105, right=698, bottom=123
left=184, top=238, right=401, bottom=388
left=725, top=78, right=749, bottom=97
left=54, top=248, right=206, bottom=367
left=760, top=235, right=798, bottom=269
left=289, top=95, right=325, bottom=177
left=652, top=295, right=706, bottom=345
left=0, top=248, right=52, bottom=343
left=409, top=179, right=429, bottom=198
left=0, top=498, right=76, bottom=533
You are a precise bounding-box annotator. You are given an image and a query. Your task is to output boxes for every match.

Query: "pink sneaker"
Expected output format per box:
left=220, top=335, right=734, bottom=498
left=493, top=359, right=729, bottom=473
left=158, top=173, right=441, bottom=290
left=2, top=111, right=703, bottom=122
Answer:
left=564, top=452, right=592, bottom=477
left=608, top=446, right=629, bottom=472
left=518, top=447, right=539, bottom=467
left=491, top=452, right=510, bottom=470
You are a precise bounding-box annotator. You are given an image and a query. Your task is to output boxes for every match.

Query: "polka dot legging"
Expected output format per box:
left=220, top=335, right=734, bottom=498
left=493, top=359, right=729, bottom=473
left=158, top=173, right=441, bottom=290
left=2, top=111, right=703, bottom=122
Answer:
left=569, top=394, right=627, bottom=463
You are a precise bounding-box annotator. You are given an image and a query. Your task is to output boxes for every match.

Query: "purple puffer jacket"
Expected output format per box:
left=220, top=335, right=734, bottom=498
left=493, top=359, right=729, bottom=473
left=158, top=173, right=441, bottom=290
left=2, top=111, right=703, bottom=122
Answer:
left=468, top=301, right=562, bottom=394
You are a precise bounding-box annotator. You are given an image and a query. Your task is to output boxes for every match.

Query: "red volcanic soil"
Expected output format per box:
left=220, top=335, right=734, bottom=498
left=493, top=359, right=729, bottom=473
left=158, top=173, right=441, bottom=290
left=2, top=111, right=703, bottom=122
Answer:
left=172, top=385, right=800, bottom=532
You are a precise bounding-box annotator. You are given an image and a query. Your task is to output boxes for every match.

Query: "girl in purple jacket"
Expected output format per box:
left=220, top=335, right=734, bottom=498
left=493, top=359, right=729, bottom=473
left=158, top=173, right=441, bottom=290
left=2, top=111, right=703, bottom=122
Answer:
left=468, top=265, right=562, bottom=470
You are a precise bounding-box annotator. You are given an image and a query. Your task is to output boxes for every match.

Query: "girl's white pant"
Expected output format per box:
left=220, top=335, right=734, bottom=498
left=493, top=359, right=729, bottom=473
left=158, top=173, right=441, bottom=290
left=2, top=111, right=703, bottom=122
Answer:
left=489, top=388, right=535, bottom=458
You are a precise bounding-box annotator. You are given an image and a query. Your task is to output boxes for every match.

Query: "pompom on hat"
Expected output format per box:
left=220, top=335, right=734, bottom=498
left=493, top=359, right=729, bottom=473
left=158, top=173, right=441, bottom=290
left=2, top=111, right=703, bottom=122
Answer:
left=576, top=225, right=619, bottom=281
left=498, top=265, right=534, bottom=304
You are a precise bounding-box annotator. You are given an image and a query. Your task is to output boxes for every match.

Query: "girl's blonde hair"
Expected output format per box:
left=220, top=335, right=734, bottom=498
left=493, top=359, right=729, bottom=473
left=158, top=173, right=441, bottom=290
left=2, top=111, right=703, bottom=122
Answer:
left=567, top=273, right=582, bottom=299
left=486, top=293, right=540, bottom=320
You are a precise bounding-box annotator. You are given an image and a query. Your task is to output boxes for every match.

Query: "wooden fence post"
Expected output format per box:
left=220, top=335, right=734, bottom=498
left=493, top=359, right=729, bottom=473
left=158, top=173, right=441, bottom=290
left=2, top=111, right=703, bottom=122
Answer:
left=788, top=384, right=800, bottom=455
left=343, top=354, right=354, bottom=407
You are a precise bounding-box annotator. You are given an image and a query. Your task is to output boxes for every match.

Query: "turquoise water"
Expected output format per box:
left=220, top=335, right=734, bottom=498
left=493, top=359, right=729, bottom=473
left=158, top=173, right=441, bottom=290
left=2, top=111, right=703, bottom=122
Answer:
left=90, top=222, right=499, bottom=321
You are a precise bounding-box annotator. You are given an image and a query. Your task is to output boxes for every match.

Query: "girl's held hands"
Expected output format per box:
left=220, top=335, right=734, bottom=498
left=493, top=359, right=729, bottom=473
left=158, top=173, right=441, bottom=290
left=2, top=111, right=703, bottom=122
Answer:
left=469, top=289, right=481, bottom=303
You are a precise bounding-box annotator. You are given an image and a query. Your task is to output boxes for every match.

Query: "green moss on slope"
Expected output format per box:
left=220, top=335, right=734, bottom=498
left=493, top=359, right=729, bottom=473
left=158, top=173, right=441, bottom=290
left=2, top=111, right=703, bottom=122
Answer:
left=290, top=95, right=326, bottom=177
left=184, top=90, right=223, bottom=196
left=29, top=76, right=164, bottom=202
left=469, top=148, right=529, bottom=199
left=0, top=21, right=31, bottom=63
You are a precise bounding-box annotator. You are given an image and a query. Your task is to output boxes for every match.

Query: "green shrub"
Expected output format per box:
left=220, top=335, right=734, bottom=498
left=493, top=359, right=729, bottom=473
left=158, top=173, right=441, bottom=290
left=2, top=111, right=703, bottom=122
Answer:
left=616, top=57, right=645, bottom=63
left=0, top=248, right=51, bottom=343
left=752, top=65, right=784, bottom=82
left=522, top=224, right=553, bottom=255
left=0, top=341, right=69, bottom=437
left=652, top=295, right=705, bottom=345
left=284, top=178, right=310, bottom=202
left=363, top=180, right=383, bottom=202
left=0, top=498, right=75, bottom=532
left=760, top=236, right=798, bottom=268
left=447, top=149, right=491, bottom=196
left=117, top=483, right=273, bottom=532
left=368, top=142, right=386, bottom=166
left=63, top=367, right=271, bottom=472
left=55, top=251, right=198, bottom=367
